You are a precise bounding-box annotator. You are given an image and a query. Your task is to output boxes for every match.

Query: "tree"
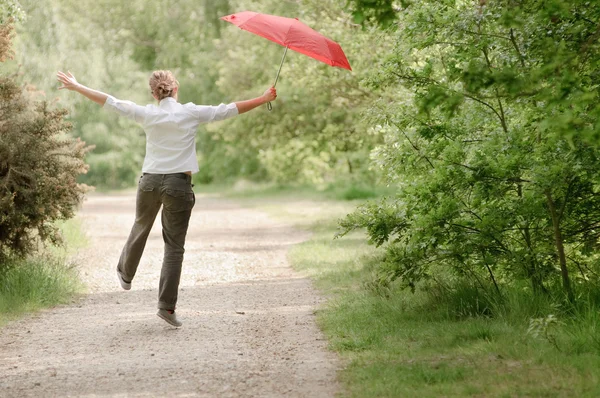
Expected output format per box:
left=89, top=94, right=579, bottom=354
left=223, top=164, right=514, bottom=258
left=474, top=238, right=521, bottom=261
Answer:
left=340, top=0, right=600, bottom=301
left=204, top=0, right=388, bottom=185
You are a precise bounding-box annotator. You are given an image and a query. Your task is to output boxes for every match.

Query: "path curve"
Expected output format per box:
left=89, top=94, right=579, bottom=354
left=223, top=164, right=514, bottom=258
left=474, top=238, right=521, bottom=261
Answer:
left=0, top=193, right=339, bottom=397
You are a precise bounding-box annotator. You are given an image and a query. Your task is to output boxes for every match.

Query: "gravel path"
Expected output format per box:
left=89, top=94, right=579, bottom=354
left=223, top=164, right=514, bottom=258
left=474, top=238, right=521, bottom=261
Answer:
left=0, top=193, right=339, bottom=397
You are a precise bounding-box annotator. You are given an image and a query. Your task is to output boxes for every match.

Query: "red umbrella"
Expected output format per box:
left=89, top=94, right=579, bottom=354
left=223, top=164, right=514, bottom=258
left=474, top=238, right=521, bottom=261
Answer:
left=221, top=11, right=352, bottom=110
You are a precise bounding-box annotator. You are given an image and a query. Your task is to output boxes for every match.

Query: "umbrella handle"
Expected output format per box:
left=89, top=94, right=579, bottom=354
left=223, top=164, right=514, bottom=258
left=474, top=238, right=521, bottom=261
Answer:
left=267, top=46, right=289, bottom=112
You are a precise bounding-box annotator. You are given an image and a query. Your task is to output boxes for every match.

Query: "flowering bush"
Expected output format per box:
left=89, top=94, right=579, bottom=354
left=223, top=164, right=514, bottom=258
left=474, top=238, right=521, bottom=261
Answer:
left=0, top=21, right=90, bottom=262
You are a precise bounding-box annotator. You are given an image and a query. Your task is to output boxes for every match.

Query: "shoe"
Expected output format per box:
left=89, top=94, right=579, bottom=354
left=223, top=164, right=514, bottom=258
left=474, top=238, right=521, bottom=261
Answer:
left=157, top=309, right=182, bottom=327
left=116, top=269, right=131, bottom=290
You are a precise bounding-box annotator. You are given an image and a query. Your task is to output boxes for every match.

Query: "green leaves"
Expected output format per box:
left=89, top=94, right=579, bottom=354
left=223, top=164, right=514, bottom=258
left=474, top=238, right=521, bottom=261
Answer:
left=346, top=0, right=399, bottom=28
left=338, top=199, right=408, bottom=246
left=0, top=0, right=25, bottom=23
left=341, top=0, right=600, bottom=299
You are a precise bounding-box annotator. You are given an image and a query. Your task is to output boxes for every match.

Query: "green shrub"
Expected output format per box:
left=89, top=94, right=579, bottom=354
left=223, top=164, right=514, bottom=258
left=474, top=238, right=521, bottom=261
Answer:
left=0, top=24, right=89, bottom=262
left=340, top=0, right=600, bottom=303
left=0, top=19, right=14, bottom=62
left=195, top=129, right=267, bottom=185
left=325, top=182, right=383, bottom=201
left=82, top=151, right=139, bottom=190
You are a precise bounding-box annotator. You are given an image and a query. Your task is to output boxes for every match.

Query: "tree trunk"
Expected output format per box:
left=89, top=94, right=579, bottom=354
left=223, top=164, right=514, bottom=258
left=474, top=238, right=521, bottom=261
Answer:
left=481, top=249, right=502, bottom=296
left=517, top=184, right=546, bottom=294
left=523, top=225, right=546, bottom=294
left=545, top=190, right=575, bottom=302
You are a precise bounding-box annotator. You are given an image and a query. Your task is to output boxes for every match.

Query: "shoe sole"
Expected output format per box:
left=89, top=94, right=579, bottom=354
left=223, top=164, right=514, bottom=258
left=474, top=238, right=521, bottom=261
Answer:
left=157, top=311, right=182, bottom=327
left=116, top=270, right=131, bottom=291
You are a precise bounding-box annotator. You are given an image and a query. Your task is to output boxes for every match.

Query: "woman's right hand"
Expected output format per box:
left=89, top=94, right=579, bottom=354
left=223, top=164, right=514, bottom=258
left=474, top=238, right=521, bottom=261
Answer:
left=262, top=86, right=277, bottom=102
left=56, top=71, right=80, bottom=91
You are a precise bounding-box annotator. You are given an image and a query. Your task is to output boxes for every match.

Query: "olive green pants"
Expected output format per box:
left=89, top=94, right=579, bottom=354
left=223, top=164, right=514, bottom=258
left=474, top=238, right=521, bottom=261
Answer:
left=116, top=173, right=195, bottom=311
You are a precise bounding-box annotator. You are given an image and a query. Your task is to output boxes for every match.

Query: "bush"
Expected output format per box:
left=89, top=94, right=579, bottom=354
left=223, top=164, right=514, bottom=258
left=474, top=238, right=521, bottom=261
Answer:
left=0, top=23, right=90, bottom=262
left=325, top=182, right=381, bottom=201
left=82, top=150, right=139, bottom=190
left=340, top=1, right=600, bottom=303
left=0, top=19, right=14, bottom=62
left=195, top=129, right=267, bottom=185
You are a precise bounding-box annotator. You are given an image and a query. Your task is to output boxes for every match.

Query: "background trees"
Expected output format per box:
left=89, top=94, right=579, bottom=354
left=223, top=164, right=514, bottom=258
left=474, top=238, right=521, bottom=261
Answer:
left=11, top=0, right=386, bottom=188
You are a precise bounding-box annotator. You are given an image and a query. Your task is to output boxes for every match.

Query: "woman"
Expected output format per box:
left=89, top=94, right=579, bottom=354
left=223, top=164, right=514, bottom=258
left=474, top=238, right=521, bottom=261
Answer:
left=57, top=70, right=277, bottom=327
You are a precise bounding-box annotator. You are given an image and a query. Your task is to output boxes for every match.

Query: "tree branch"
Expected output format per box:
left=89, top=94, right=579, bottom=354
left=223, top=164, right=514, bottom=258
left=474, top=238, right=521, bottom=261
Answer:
left=509, top=28, right=526, bottom=68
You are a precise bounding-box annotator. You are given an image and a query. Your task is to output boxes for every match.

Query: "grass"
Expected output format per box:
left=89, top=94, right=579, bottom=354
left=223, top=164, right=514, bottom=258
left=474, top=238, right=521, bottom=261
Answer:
left=237, top=190, right=600, bottom=397
left=197, top=179, right=395, bottom=202
left=49, top=217, right=89, bottom=256
left=0, top=218, right=86, bottom=325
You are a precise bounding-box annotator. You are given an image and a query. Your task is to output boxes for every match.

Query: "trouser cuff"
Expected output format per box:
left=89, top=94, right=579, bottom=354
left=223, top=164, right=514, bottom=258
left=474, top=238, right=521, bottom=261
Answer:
left=158, top=302, right=176, bottom=311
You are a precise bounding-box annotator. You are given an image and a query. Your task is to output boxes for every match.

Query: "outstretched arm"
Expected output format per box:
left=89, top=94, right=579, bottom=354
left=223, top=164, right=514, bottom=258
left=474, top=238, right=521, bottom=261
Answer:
left=198, top=87, right=278, bottom=123
left=57, top=71, right=146, bottom=123
left=56, top=71, right=109, bottom=106
left=235, top=87, right=277, bottom=114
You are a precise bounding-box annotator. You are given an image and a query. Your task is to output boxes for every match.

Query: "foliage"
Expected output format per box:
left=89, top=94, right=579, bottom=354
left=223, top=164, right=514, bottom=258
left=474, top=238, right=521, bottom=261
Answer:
left=12, top=0, right=151, bottom=189
left=0, top=0, right=25, bottom=23
left=345, top=0, right=399, bottom=27
left=194, top=128, right=267, bottom=185
left=278, top=195, right=600, bottom=397
left=0, top=34, right=90, bottom=260
left=340, top=0, right=600, bottom=301
left=11, top=0, right=388, bottom=189
left=527, top=314, right=563, bottom=350
left=10, top=0, right=238, bottom=189
left=205, top=0, right=388, bottom=185
left=0, top=19, right=14, bottom=62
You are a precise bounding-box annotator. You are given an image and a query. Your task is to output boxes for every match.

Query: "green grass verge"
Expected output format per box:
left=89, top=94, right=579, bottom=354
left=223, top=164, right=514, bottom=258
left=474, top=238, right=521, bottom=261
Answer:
left=197, top=179, right=396, bottom=202
left=51, top=217, right=89, bottom=256
left=0, top=218, right=86, bottom=325
left=0, top=255, right=83, bottom=324
left=250, top=194, right=600, bottom=397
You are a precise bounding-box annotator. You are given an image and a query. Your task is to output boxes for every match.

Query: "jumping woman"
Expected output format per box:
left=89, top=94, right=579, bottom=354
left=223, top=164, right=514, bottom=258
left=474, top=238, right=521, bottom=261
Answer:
left=57, top=70, right=277, bottom=327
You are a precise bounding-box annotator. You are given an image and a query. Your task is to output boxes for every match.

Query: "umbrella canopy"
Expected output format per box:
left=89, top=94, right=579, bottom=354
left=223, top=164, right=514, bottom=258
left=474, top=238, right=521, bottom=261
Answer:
left=220, top=11, right=352, bottom=71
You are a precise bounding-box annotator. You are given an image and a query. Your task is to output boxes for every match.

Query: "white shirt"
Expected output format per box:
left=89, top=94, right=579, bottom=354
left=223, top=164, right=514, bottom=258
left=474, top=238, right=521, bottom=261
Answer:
left=103, top=96, right=238, bottom=174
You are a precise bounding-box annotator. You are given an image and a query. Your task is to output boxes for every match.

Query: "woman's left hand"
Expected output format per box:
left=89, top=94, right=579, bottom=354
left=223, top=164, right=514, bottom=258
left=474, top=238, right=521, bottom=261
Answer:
left=262, top=86, right=277, bottom=102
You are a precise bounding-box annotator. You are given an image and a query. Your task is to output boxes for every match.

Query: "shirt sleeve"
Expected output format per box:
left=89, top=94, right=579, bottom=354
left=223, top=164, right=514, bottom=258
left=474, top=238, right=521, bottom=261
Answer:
left=195, top=102, right=239, bottom=123
left=103, top=95, right=147, bottom=124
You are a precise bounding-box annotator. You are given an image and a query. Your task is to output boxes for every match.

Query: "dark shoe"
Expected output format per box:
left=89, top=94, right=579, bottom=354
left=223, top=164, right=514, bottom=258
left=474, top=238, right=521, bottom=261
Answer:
left=116, top=269, right=131, bottom=291
left=157, top=309, right=182, bottom=327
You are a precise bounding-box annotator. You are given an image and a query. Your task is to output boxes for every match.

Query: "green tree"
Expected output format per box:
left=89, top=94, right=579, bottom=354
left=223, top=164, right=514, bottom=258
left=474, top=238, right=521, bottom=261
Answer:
left=12, top=0, right=389, bottom=188
left=13, top=0, right=235, bottom=189
left=205, top=0, right=388, bottom=185
left=340, top=0, right=600, bottom=301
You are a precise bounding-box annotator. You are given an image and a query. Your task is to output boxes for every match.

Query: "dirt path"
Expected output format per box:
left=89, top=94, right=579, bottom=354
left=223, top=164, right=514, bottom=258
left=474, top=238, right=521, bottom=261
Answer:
left=0, top=193, right=339, bottom=397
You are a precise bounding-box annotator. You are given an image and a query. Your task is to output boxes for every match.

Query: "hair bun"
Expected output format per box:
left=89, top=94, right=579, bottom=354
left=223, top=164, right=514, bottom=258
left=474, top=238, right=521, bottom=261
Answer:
left=149, top=70, right=179, bottom=100
left=157, top=82, right=172, bottom=92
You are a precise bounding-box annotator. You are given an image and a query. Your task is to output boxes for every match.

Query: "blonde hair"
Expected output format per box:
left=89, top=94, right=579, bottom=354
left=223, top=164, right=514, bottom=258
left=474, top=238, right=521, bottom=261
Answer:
left=149, top=70, right=179, bottom=101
